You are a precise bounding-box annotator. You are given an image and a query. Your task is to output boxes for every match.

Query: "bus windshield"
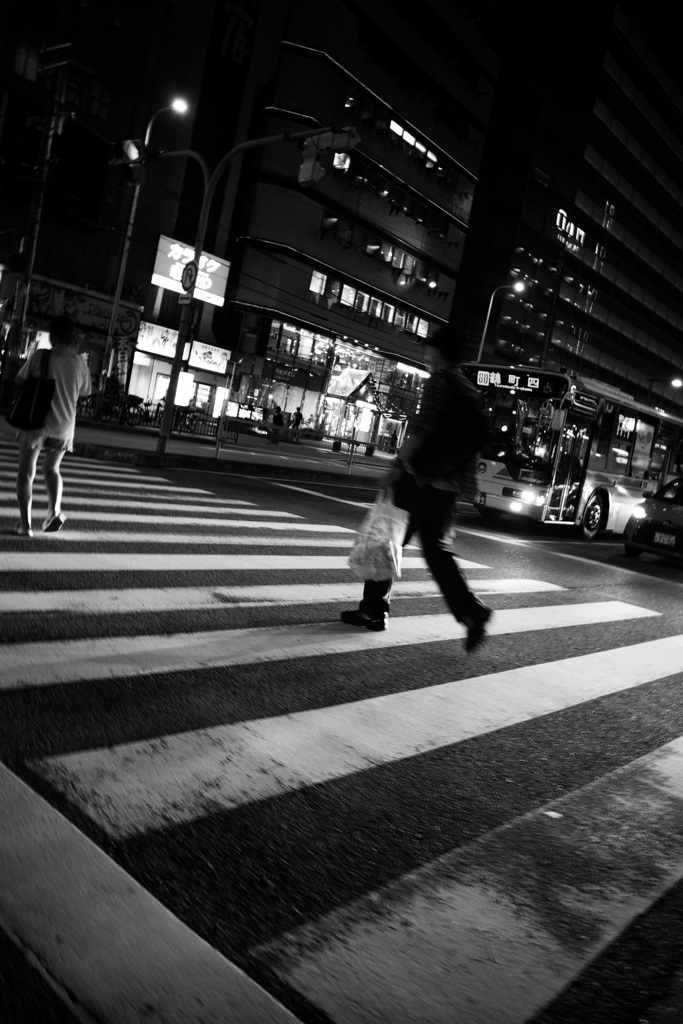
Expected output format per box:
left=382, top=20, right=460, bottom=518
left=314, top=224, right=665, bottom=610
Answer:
left=462, top=365, right=570, bottom=485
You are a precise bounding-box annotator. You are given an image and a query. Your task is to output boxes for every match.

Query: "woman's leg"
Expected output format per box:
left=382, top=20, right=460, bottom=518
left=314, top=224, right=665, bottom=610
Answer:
left=42, top=446, right=67, bottom=519
left=16, top=443, right=41, bottom=531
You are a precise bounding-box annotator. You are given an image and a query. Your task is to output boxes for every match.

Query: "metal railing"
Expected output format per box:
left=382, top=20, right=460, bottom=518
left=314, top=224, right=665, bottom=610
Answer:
left=76, top=401, right=398, bottom=460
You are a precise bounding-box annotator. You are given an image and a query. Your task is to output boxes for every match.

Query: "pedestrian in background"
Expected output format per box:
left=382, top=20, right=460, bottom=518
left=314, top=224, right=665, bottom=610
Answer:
left=13, top=315, right=91, bottom=537
left=340, top=325, right=492, bottom=652
left=292, top=406, right=303, bottom=443
left=268, top=405, right=284, bottom=445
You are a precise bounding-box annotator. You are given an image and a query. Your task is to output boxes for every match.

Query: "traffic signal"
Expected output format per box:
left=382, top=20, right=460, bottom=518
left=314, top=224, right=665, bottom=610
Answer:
left=110, top=138, right=144, bottom=184
left=298, top=126, right=361, bottom=187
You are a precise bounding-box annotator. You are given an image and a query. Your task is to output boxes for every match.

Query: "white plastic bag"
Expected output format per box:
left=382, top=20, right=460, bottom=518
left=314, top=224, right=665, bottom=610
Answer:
left=348, top=493, right=409, bottom=581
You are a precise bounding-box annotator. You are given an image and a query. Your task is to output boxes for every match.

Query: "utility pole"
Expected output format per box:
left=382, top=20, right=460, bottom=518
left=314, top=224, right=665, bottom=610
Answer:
left=9, top=45, right=71, bottom=356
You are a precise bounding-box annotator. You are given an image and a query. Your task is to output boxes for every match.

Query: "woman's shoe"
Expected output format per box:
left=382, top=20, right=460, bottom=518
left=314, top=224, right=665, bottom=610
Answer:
left=42, top=512, right=66, bottom=533
left=15, top=523, right=33, bottom=538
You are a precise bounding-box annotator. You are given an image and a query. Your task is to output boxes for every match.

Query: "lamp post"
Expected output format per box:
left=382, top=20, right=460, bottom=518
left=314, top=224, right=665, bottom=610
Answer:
left=646, top=377, right=683, bottom=404
left=476, top=280, right=526, bottom=362
left=103, top=98, right=188, bottom=386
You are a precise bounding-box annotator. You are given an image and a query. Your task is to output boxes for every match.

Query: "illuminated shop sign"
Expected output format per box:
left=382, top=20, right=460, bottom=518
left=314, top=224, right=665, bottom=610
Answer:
left=189, top=341, right=230, bottom=374
left=137, top=320, right=190, bottom=361
left=556, top=209, right=585, bottom=253
left=151, top=235, right=230, bottom=307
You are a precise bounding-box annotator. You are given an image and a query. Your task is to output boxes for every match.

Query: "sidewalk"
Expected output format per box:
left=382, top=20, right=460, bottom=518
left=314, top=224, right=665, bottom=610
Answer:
left=9, top=418, right=389, bottom=487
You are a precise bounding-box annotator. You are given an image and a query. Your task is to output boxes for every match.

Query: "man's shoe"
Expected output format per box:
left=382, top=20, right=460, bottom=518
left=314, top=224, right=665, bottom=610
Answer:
left=340, top=609, right=387, bottom=631
left=463, top=606, right=492, bottom=653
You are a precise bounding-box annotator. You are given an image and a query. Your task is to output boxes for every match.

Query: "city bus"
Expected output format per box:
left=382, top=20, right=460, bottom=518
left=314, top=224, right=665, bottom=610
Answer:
left=460, top=363, right=683, bottom=539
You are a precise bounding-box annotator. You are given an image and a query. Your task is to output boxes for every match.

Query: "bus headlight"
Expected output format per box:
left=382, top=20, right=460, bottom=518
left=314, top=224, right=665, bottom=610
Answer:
left=510, top=501, right=523, bottom=513
left=520, top=490, right=536, bottom=503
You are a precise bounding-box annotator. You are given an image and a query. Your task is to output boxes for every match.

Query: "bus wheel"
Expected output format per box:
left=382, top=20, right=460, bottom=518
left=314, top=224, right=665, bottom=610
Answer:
left=581, top=495, right=604, bottom=539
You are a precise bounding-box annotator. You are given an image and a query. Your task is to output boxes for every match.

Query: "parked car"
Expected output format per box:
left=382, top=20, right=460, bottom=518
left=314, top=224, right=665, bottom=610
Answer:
left=623, top=477, right=683, bottom=561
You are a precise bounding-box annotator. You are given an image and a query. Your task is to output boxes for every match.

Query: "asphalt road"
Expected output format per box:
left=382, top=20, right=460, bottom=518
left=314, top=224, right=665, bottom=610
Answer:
left=2, top=442, right=683, bottom=1024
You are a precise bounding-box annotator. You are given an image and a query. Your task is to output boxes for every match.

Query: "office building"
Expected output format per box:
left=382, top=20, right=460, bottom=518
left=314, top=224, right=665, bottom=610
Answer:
left=454, top=2, right=683, bottom=416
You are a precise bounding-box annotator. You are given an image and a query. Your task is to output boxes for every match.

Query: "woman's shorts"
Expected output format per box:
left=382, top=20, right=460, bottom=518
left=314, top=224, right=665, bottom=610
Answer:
left=17, top=430, right=71, bottom=453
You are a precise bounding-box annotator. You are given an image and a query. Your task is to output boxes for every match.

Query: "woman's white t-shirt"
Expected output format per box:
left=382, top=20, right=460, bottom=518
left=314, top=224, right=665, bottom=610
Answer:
left=16, top=347, right=91, bottom=449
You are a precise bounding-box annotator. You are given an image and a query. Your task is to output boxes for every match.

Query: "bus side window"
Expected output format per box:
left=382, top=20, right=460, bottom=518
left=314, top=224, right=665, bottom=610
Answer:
left=648, top=425, right=673, bottom=481
left=593, top=405, right=615, bottom=471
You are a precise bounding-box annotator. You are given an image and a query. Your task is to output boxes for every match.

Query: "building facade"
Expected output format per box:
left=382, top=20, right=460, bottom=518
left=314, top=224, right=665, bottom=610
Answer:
left=1, top=0, right=499, bottom=443
left=454, top=2, right=683, bottom=418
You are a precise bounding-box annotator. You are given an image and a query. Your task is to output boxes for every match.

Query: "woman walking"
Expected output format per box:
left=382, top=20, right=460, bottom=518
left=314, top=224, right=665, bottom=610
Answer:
left=14, top=315, right=91, bottom=537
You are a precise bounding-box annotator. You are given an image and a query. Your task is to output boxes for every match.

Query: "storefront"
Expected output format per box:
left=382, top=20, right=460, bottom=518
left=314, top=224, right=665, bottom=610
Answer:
left=129, top=321, right=231, bottom=413
left=234, top=319, right=424, bottom=443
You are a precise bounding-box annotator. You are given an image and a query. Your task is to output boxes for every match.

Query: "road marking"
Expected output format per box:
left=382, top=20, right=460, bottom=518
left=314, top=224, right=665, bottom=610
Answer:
left=2, top=531, right=356, bottom=546
left=251, top=729, right=683, bottom=1024
left=2, top=601, right=654, bottom=692
left=270, top=482, right=371, bottom=508
left=0, top=578, right=563, bottom=615
left=0, top=765, right=299, bottom=1024
left=0, top=506, right=301, bottom=523
left=0, top=474, right=213, bottom=494
left=27, top=626, right=675, bottom=839
left=0, top=552, right=484, bottom=572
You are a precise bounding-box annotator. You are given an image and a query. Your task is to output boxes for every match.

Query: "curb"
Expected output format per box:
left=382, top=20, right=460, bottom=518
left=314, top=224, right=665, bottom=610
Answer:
left=71, top=440, right=383, bottom=487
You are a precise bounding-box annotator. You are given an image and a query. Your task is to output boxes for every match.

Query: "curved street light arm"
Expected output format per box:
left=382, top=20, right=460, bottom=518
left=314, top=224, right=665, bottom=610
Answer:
left=156, top=126, right=336, bottom=454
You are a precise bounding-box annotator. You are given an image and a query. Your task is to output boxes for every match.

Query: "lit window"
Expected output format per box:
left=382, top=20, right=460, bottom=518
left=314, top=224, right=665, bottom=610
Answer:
left=369, top=297, right=382, bottom=318
left=394, top=309, right=407, bottom=329
left=390, top=120, right=403, bottom=137
left=403, top=131, right=416, bottom=148
left=309, top=270, right=327, bottom=294
left=417, top=319, right=429, bottom=338
left=382, top=303, right=396, bottom=324
left=354, top=292, right=370, bottom=312
left=341, top=284, right=356, bottom=306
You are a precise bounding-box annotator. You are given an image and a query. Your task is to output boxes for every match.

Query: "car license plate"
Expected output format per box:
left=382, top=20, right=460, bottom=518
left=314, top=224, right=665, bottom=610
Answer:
left=654, top=531, right=676, bottom=548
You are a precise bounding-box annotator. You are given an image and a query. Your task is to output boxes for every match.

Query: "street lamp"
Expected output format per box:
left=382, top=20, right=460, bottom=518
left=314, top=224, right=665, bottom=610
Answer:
left=646, top=376, right=683, bottom=403
left=103, top=98, right=188, bottom=384
left=476, top=280, right=526, bottom=362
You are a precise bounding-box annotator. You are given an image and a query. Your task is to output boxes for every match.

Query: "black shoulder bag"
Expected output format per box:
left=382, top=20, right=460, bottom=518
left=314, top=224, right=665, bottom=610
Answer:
left=5, top=350, right=55, bottom=431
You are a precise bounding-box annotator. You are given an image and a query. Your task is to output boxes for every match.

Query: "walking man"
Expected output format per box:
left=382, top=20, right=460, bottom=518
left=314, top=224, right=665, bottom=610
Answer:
left=13, top=315, right=91, bottom=537
left=340, top=325, right=492, bottom=652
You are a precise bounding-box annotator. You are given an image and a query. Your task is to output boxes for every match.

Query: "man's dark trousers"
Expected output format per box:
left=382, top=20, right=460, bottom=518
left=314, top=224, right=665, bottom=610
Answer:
left=359, top=469, right=478, bottom=622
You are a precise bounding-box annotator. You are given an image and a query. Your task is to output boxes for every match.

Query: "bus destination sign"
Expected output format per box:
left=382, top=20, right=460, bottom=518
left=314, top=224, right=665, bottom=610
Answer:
left=472, top=368, right=567, bottom=398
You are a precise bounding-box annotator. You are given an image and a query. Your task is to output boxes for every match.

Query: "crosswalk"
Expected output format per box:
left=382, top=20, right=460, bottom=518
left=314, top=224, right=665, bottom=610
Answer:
left=1, top=436, right=683, bottom=1024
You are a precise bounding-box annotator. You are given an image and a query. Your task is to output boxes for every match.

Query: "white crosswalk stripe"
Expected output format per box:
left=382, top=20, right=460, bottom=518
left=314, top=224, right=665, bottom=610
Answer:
left=1, top=436, right=681, bottom=1024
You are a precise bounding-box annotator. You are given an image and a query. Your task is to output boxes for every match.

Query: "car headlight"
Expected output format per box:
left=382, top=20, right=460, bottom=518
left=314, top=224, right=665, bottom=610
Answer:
left=631, top=505, right=648, bottom=520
